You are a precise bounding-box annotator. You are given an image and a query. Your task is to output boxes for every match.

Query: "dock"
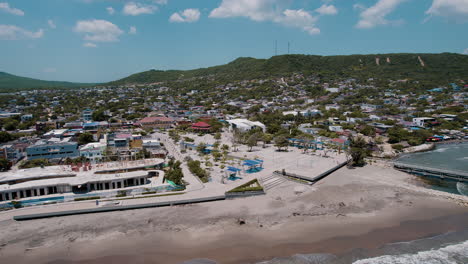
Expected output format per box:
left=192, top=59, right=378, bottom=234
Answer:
left=394, top=162, right=468, bottom=182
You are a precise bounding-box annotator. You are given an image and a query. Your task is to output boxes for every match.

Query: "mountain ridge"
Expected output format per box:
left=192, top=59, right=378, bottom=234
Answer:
left=0, top=71, right=94, bottom=91
left=109, top=53, right=468, bottom=86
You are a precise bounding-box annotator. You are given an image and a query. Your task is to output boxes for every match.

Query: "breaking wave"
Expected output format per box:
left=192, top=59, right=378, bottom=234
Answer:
left=353, top=240, right=468, bottom=264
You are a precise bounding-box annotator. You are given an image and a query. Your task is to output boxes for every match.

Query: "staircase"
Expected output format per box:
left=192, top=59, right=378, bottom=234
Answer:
left=260, top=174, right=287, bottom=191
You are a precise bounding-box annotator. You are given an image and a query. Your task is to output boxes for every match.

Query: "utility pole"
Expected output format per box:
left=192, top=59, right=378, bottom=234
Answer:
left=288, top=42, right=290, bottom=54
left=275, top=40, right=278, bottom=56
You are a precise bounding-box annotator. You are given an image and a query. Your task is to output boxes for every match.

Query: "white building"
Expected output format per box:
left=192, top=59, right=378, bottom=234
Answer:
left=226, top=119, right=266, bottom=133
left=80, top=142, right=106, bottom=162
left=413, top=117, right=436, bottom=128
left=329, top=126, right=343, bottom=132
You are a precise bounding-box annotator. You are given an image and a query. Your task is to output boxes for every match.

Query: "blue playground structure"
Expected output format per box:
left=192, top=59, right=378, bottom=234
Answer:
left=242, top=159, right=264, bottom=174
left=288, top=138, right=324, bottom=150
left=226, top=166, right=242, bottom=180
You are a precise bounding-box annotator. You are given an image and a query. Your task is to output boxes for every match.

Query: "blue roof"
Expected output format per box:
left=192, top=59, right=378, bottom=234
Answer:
left=243, top=160, right=262, bottom=166
left=83, top=122, right=100, bottom=127
left=227, top=166, right=241, bottom=172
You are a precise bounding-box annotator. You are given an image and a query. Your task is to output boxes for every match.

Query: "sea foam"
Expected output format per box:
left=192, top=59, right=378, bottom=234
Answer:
left=353, top=240, right=468, bottom=264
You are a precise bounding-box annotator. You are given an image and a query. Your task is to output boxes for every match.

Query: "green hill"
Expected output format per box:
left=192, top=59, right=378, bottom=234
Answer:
left=110, top=53, right=468, bottom=85
left=0, top=72, right=93, bottom=91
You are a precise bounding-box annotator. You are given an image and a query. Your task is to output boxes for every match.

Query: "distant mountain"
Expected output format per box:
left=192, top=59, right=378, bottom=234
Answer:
left=0, top=72, right=93, bottom=91
left=110, top=53, right=468, bottom=85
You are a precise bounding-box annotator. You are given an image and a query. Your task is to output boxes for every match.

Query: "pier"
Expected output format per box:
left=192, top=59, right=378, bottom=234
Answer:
left=394, top=162, right=468, bottom=182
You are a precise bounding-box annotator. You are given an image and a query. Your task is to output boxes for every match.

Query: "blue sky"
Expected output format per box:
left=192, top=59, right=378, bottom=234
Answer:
left=0, top=0, right=467, bottom=83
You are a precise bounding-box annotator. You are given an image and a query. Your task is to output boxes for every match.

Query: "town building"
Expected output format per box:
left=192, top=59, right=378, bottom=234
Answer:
left=226, top=119, right=266, bottom=133
left=137, top=116, right=174, bottom=129
left=82, top=109, right=93, bottom=122
left=80, top=142, right=106, bottom=162
left=26, top=141, right=79, bottom=160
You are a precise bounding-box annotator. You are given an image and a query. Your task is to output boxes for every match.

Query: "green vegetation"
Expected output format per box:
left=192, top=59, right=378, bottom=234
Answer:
left=116, top=190, right=127, bottom=197
left=110, top=53, right=468, bottom=86
left=392, top=144, right=405, bottom=151
left=274, top=135, right=289, bottom=151
left=165, top=158, right=184, bottom=185
left=0, top=71, right=94, bottom=91
left=227, top=179, right=264, bottom=193
left=11, top=201, right=23, bottom=209
left=19, top=158, right=51, bottom=169
left=0, top=158, right=11, bottom=171
left=74, top=196, right=100, bottom=201
left=347, top=136, right=370, bottom=167
left=78, top=132, right=94, bottom=145
left=0, top=131, right=15, bottom=143
left=187, top=159, right=210, bottom=183
left=387, top=126, right=432, bottom=145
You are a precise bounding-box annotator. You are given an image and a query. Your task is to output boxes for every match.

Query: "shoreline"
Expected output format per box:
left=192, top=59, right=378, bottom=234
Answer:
left=0, top=165, right=467, bottom=264
left=43, top=211, right=468, bottom=264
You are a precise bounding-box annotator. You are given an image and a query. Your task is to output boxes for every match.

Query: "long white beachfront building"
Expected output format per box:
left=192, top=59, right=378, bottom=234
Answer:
left=0, top=159, right=165, bottom=202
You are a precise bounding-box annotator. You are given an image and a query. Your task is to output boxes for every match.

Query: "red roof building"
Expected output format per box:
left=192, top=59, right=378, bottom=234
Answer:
left=137, top=116, right=174, bottom=129
left=191, top=121, right=211, bottom=132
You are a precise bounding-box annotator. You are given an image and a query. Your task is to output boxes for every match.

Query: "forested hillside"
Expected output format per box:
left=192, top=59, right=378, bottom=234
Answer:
left=110, top=53, right=468, bottom=86
left=0, top=72, right=92, bottom=91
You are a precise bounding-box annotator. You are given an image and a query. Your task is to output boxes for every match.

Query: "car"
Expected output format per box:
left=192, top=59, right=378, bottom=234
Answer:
left=426, top=137, right=442, bottom=142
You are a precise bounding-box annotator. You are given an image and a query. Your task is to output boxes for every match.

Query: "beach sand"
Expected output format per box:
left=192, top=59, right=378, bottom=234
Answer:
left=0, top=165, right=467, bottom=264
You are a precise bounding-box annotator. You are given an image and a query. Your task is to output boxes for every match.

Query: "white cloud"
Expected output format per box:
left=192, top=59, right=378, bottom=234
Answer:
left=83, top=42, right=97, bottom=48
left=356, top=0, right=406, bottom=29
left=464, top=48, right=468, bottom=55
left=277, top=9, right=320, bottom=35
left=169, top=8, right=201, bottom=23
left=123, top=2, right=157, bottom=16
left=353, top=4, right=366, bottom=11
left=426, top=0, right=468, bottom=22
left=74, top=19, right=124, bottom=42
left=129, top=26, right=137, bottom=34
left=153, top=0, right=167, bottom=4
left=0, top=25, right=44, bottom=40
left=209, top=0, right=320, bottom=35
left=106, top=7, right=115, bottom=15
left=209, top=0, right=280, bottom=21
left=315, top=4, right=338, bottom=15
left=48, top=20, right=56, bottom=29
left=0, top=2, right=24, bottom=16
left=43, top=67, right=57, bottom=73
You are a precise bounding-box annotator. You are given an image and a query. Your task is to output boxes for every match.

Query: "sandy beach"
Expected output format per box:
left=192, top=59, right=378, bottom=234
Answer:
left=0, top=165, right=467, bottom=264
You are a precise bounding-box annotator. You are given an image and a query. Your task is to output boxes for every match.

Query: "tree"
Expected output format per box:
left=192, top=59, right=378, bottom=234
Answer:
left=4, top=120, right=18, bottom=131
left=221, top=144, right=229, bottom=151
left=0, top=131, right=14, bottom=143
left=214, top=132, right=221, bottom=140
left=247, top=134, right=258, bottom=152
left=166, top=160, right=184, bottom=185
left=274, top=135, right=289, bottom=151
left=262, top=133, right=273, bottom=147
left=92, top=110, right=108, bottom=121
left=169, top=130, right=180, bottom=143
left=212, top=151, right=222, bottom=161
left=197, top=142, right=207, bottom=155
left=360, top=125, right=375, bottom=137
left=78, top=132, right=94, bottom=145
left=347, top=136, right=369, bottom=167
left=0, top=158, right=11, bottom=171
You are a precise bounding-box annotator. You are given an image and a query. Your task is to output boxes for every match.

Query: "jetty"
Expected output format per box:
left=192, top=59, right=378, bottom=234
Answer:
left=394, top=162, right=468, bottom=182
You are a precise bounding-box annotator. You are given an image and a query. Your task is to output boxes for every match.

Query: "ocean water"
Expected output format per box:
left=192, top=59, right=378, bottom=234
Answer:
left=353, top=241, right=468, bottom=264
left=396, top=143, right=468, bottom=172
left=396, top=143, right=468, bottom=196
left=250, top=229, right=468, bottom=264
